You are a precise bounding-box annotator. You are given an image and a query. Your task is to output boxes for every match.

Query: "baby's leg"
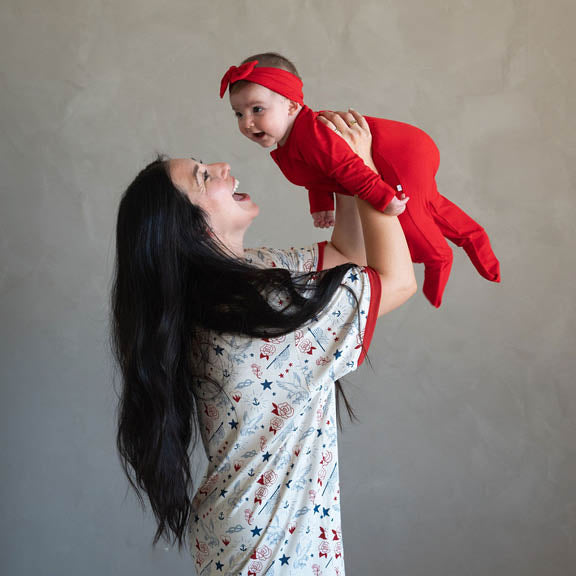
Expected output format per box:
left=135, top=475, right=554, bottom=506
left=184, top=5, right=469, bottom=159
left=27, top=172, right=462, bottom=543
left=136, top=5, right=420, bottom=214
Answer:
left=431, top=195, right=500, bottom=282
left=398, top=205, right=453, bottom=308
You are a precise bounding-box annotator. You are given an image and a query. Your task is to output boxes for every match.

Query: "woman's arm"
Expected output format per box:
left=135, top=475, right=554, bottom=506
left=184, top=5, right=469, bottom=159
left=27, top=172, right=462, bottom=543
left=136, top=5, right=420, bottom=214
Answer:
left=322, top=109, right=372, bottom=268
left=324, top=193, right=366, bottom=267
left=320, top=110, right=416, bottom=316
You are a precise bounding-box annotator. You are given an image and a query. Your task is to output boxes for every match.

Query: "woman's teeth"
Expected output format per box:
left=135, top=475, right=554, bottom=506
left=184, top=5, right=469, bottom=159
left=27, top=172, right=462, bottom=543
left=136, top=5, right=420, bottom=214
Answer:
left=232, top=179, right=247, bottom=201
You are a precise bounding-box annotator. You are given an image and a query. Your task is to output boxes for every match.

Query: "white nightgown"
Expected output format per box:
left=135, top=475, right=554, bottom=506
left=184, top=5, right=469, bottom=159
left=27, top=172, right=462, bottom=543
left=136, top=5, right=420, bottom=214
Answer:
left=190, top=243, right=380, bottom=575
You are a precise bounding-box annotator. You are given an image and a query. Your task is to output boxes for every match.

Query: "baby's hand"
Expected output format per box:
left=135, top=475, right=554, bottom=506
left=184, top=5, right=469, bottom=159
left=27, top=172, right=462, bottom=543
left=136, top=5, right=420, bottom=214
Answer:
left=383, top=194, right=409, bottom=216
left=312, top=210, right=335, bottom=229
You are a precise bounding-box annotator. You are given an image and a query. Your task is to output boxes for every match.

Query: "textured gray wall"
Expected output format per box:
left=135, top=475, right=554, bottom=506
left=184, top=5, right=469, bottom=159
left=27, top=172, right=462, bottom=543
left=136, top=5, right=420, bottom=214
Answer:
left=1, top=0, right=575, bottom=575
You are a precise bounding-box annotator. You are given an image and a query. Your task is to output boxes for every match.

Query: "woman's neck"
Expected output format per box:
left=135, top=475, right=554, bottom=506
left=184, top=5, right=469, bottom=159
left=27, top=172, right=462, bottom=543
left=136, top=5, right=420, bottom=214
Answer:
left=219, top=230, right=246, bottom=258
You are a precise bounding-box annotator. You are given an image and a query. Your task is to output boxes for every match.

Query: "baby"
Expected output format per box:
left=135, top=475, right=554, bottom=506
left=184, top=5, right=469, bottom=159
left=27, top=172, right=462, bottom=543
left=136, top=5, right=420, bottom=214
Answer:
left=220, top=52, right=500, bottom=307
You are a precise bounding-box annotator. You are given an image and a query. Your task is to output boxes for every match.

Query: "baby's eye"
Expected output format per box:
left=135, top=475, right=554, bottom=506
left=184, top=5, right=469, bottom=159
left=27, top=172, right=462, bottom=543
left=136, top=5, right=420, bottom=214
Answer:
left=253, top=106, right=263, bottom=113
left=234, top=111, right=242, bottom=119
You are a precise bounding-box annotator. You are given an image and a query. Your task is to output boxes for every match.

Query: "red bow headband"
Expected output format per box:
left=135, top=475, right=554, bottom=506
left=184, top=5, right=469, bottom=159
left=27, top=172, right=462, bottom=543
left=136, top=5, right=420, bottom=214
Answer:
left=219, top=60, right=304, bottom=104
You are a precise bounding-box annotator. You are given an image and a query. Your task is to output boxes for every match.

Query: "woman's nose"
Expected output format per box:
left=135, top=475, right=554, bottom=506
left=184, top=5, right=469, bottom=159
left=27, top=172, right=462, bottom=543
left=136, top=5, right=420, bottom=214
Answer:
left=210, top=162, right=231, bottom=179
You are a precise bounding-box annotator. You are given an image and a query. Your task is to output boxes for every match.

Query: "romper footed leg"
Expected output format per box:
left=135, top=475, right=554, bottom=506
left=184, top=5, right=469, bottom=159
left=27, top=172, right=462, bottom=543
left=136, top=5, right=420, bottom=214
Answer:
left=398, top=206, right=454, bottom=308
left=422, top=256, right=453, bottom=308
left=431, top=195, right=501, bottom=282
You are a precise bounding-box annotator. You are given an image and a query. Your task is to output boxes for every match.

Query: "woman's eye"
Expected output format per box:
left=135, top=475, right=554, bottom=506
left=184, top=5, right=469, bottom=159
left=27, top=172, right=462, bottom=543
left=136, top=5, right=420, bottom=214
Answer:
left=203, top=171, right=210, bottom=182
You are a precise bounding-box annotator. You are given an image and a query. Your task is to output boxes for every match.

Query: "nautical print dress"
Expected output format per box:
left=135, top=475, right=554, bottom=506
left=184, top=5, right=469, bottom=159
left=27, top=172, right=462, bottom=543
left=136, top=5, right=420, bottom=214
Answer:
left=190, top=243, right=381, bottom=575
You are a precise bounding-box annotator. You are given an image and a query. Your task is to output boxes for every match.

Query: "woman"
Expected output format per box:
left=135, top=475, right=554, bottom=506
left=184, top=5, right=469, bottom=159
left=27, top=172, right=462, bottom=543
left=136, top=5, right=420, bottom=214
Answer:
left=112, top=110, right=416, bottom=574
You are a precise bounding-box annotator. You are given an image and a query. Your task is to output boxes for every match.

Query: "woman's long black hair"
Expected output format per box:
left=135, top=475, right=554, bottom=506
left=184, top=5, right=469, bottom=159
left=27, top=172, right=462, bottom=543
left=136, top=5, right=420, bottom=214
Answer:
left=112, top=158, right=355, bottom=547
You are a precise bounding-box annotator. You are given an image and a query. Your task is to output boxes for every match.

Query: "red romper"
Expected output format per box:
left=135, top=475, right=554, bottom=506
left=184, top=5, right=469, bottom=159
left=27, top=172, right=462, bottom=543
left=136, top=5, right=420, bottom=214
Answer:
left=271, top=105, right=501, bottom=307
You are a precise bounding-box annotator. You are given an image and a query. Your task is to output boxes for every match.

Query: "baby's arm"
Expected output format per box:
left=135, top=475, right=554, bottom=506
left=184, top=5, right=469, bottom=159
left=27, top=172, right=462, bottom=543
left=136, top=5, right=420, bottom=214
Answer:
left=305, top=110, right=398, bottom=212
left=312, top=210, right=335, bottom=229
left=383, top=194, right=409, bottom=216
left=308, top=189, right=335, bottom=229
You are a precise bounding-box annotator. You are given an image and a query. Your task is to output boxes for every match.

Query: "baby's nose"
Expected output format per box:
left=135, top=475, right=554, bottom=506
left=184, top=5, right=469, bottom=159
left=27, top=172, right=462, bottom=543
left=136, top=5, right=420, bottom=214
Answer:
left=240, top=116, right=253, bottom=130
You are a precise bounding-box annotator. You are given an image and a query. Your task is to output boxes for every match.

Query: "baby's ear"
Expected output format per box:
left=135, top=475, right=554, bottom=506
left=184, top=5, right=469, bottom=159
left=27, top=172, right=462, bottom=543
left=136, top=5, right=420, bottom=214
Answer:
left=287, top=100, right=301, bottom=116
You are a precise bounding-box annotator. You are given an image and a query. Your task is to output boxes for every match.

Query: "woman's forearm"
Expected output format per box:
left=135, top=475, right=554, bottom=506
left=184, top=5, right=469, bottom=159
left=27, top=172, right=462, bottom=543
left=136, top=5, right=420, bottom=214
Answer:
left=329, top=194, right=367, bottom=266
left=356, top=197, right=416, bottom=315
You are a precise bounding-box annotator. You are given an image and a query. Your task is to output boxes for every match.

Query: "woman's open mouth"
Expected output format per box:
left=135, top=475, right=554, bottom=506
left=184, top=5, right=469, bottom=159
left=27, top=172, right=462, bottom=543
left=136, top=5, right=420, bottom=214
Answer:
left=232, top=179, right=249, bottom=201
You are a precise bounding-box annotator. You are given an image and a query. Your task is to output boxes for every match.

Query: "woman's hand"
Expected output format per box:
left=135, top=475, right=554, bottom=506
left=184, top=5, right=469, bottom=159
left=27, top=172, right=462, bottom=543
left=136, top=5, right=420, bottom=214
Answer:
left=318, top=108, right=375, bottom=170
left=319, top=108, right=408, bottom=215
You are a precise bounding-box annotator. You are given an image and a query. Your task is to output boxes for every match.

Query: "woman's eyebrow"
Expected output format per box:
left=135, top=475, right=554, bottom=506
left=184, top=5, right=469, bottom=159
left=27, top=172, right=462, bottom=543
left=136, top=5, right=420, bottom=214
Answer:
left=190, top=157, right=204, bottom=179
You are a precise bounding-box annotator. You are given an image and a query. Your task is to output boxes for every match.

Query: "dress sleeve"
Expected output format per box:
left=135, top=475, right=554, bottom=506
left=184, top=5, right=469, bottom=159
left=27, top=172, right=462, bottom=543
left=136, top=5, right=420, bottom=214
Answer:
left=299, top=117, right=397, bottom=212
left=294, top=265, right=381, bottom=382
left=244, top=244, right=327, bottom=273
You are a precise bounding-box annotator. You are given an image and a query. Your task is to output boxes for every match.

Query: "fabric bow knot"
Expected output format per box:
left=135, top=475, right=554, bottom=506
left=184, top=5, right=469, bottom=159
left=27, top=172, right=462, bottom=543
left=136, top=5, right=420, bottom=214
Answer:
left=219, top=60, right=258, bottom=98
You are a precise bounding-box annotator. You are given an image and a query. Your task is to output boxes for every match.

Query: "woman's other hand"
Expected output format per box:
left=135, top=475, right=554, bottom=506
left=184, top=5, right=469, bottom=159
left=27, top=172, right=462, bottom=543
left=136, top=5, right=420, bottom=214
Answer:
left=318, top=108, right=375, bottom=170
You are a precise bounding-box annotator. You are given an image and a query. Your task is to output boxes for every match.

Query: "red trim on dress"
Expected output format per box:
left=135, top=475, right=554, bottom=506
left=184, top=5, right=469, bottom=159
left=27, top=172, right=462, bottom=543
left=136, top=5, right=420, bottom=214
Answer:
left=316, top=241, right=327, bottom=272
left=358, top=267, right=381, bottom=366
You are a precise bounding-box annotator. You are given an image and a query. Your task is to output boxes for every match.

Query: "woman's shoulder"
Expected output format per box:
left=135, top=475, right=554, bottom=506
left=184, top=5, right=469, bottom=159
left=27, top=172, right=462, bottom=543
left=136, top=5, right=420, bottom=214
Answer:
left=244, top=244, right=321, bottom=273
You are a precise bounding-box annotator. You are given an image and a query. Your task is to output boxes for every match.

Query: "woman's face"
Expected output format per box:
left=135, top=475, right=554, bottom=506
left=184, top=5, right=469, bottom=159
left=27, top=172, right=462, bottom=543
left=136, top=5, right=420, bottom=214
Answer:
left=169, top=158, right=259, bottom=249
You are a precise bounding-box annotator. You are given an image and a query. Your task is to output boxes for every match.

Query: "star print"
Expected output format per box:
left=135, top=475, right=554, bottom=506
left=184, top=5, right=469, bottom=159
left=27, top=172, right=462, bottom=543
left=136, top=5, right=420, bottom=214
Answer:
left=213, top=345, right=224, bottom=355
left=220, top=489, right=227, bottom=498
left=348, top=272, right=359, bottom=282
left=313, top=504, right=320, bottom=514
left=322, top=507, right=330, bottom=518
left=333, top=349, right=342, bottom=359
left=215, top=561, right=224, bottom=571
left=316, top=429, right=322, bottom=437
left=251, top=526, right=262, bottom=537
left=260, top=379, right=272, bottom=390
left=262, top=451, right=272, bottom=462
left=279, top=554, right=290, bottom=566
left=229, top=419, right=238, bottom=429
left=285, top=480, right=292, bottom=489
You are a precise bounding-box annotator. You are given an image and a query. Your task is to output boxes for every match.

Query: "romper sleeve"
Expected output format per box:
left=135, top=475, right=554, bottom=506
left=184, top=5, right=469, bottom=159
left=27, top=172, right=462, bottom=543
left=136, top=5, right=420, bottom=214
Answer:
left=308, top=189, right=335, bottom=214
left=298, top=117, right=397, bottom=212
left=295, top=265, right=381, bottom=380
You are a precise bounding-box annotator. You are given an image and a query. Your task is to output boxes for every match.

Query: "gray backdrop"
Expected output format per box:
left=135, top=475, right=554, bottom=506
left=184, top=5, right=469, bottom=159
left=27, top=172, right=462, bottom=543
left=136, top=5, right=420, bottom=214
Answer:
left=1, top=0, right=575, bottom=575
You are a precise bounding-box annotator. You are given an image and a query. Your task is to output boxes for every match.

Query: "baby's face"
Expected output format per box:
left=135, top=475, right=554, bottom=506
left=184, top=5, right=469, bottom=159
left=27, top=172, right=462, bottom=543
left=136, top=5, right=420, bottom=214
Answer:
left=229, top=83, right=295, bottom=148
